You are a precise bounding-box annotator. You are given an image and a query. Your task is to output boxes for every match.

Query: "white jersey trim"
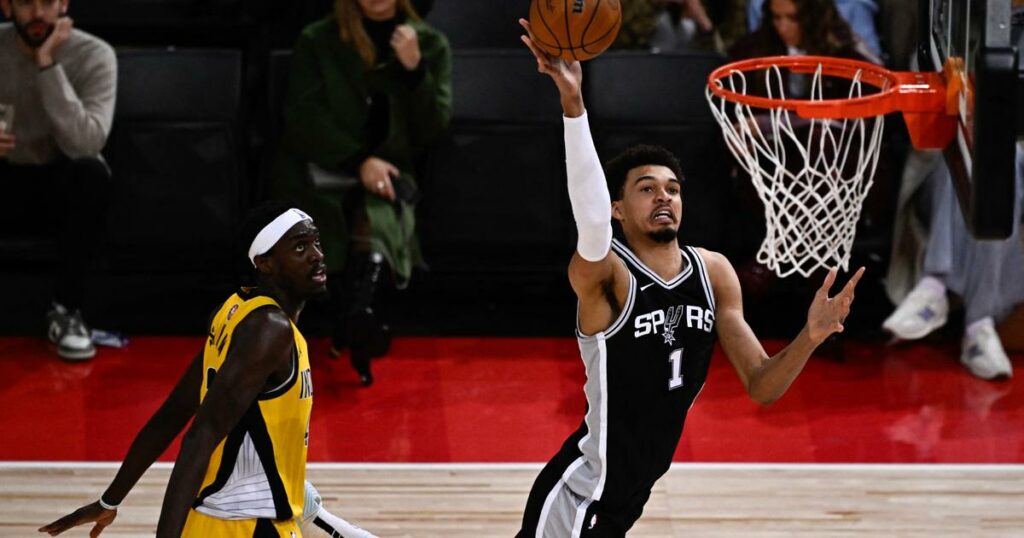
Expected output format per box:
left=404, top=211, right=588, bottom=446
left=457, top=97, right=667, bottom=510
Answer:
left=611, top=238, right=692, bottom=290
left=685, top=246, right=716, bottom=311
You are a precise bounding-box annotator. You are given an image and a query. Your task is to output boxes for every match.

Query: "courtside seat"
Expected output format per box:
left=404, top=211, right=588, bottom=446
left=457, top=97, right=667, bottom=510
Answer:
left=419, top=49, right=571, bottom=274
left=104, top=48, right=244, bottom=273
left=426, top=1, right=529, bottom=49
left=584, top=51, right=732, bottom=252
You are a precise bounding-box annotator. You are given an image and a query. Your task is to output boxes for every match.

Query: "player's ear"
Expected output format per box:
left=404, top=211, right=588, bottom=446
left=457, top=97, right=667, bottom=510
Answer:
left=253, top=253, right=275, bottom=276
left=611, top=199, right=624, bottom=222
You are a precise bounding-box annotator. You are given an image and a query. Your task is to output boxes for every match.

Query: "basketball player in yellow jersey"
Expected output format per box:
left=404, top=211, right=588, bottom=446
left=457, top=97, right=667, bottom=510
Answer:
left=40, top=202, right=376, bottom=537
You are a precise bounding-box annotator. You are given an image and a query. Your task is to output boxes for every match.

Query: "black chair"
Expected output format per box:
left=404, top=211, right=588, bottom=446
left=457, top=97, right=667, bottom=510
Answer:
left=426, top=0, right=530, bottom=49
left=104, top=48, right=244, bottom=272
left=585, top=51, right=731, bottom=251
left=419, top=49, right=571, bottom=273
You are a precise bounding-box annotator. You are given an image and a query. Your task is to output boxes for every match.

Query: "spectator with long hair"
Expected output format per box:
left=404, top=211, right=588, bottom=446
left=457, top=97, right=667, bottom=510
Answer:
left=271, top=0, right=451, bottom=386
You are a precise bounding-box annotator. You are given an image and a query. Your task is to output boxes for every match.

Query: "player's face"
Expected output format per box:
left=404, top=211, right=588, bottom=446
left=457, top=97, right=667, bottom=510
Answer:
left=264, top=221, right=327, bottom=297
left=613, top=165, right=682, bottom=243
left=770, top=0, right=801, bottom=48
left=357, top=0, right=397, bottom=21
left=4, top=0, right=65, bottom=48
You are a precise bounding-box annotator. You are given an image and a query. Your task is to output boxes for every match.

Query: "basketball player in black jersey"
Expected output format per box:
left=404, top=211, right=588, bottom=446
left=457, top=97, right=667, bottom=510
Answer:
left=517, top=20, right=865, bottom=537
left=39, top=202, right=377, bottom=537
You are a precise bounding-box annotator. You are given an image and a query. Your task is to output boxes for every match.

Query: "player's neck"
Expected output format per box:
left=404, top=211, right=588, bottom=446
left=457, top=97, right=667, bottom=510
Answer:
left=257, top=285, right=305, bottom=323
left=624, top=234, right=685, bottom=280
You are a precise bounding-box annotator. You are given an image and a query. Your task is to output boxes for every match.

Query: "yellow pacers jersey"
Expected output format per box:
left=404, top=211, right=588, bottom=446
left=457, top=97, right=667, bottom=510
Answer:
left=192, top=289, right=313, bottom=523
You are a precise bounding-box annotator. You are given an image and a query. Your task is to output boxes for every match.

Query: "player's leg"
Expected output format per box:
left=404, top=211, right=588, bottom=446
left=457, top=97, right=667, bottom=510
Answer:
left=517, top=440, right=590, bottom=538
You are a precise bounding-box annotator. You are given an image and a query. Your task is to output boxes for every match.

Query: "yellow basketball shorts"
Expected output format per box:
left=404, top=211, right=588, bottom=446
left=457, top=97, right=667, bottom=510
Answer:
left=182, top=509, right=302, bottom=538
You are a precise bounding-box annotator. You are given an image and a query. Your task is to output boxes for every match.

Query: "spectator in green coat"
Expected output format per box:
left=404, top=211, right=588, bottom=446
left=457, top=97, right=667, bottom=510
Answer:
left=272, top=0, right=452, bottom=386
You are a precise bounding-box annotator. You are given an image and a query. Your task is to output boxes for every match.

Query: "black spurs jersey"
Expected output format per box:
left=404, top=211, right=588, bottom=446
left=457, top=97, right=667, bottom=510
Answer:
left=558, top=238, right=718, bottom=513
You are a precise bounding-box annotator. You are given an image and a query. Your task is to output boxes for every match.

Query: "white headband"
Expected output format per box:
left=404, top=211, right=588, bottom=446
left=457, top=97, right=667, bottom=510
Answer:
left=248, top=208, right=312, bottom=266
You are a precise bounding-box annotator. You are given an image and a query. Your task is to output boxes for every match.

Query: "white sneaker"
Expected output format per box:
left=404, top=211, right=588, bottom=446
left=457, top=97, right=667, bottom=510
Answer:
left=46, top=302, right=96, bottom=360
left=882, top=276, right=949, bottom=340
left=961, top=318, right=1013, bottom=380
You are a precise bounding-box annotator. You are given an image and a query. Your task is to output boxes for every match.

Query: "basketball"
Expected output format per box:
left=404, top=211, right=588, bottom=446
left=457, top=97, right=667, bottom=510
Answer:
left=528, top=0, right=622, bottom=62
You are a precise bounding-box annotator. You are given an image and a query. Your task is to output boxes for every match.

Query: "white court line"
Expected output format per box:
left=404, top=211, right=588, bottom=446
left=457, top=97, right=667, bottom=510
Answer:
left=1, top=461, right=1023, bottom=472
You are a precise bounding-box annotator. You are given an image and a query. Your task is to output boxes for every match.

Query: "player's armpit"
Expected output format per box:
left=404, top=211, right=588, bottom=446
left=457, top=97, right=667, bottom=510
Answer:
left=570, top=251, right=631, bottom=336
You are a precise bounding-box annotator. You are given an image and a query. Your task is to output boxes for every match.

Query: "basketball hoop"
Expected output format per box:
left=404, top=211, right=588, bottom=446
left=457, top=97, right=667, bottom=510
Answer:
left=706, top=55, right=955, bottom=278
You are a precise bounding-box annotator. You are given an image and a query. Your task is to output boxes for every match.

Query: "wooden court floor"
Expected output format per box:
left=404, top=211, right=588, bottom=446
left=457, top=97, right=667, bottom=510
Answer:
left=3, top=463, right=1022, bottom=537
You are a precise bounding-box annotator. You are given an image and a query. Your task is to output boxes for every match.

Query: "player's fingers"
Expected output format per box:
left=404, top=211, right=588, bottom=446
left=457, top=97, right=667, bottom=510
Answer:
left=518, top=34, right=547, bottom=67
left=518, top=17, right=533, bottom=36
left=89, top=522, right=106, bottom=538
left=383, top=178, right=396, bottom=202
left=39, top=513, right=79, bottom=534
left=517, top=18, right=551, bottom=61
left=841, top=266, right=866, bottom=297
left=817, top=268, right=837, bottom=297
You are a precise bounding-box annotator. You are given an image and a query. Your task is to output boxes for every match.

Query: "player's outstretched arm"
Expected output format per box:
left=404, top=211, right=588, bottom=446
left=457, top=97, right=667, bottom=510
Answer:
left=39, top=351, right=204, bottom=536
left=709, top=251, right=864, bottom=404
left=155, top=310, right=295, bottom=537
left=519, top=18, right=628, bottom=334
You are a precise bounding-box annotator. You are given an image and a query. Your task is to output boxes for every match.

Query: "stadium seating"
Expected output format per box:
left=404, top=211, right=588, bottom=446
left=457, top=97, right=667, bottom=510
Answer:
left=104, top=48, right=244, bottom=272
left=585, top=51, right=731, bottom=251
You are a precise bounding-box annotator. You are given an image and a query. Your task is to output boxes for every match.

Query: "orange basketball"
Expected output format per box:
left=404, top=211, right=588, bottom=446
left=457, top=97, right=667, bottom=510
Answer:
left=529, top=0, right=622, bottom=62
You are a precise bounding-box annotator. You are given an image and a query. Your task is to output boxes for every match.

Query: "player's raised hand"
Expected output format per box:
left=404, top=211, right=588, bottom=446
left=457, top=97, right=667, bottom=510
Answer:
left=518, top=18, right=582, bottom=111
left=38, top=501, right=116, bottom=537
left=806, top=267, right=865, bottom=344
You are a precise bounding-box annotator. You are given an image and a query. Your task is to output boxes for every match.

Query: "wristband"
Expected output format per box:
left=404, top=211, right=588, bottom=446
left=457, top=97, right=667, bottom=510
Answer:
left=98, top=497, right=119, bottom=510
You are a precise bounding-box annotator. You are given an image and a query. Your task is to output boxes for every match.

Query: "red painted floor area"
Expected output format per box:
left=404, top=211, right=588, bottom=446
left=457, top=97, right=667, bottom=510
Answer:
left=1, top=336, right=1021, bottom=463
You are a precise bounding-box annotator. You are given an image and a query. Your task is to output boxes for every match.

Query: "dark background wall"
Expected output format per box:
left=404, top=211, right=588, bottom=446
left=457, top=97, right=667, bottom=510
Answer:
left=0, top=1, right=899, bottom=339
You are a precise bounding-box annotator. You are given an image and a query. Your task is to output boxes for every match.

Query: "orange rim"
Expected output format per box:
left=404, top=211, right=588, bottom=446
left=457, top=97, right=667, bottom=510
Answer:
left=707, top=55, right=946, bottom=119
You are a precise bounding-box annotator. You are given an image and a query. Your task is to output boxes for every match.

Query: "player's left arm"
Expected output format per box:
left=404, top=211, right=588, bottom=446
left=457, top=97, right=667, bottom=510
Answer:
left=704, top=249, right=864, bottom=404
left=39, top=350, right=204, bottom=536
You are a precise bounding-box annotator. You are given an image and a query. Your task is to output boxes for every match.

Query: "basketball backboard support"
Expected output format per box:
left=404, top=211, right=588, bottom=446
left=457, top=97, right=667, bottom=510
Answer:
left=918, top=0, right=1019, bottom=238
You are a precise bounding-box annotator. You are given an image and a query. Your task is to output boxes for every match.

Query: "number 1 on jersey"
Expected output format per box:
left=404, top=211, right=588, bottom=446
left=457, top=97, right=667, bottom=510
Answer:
left=668, top=348, right=684, bottom=390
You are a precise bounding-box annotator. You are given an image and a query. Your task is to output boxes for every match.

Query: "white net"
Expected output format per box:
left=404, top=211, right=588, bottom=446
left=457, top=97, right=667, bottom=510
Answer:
left=706, top=62, right=886, bottom=278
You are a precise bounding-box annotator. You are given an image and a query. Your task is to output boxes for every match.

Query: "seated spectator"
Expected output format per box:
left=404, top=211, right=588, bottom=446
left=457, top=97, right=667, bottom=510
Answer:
left=747, top=0, right=882, bottom=60
left=0, top=0, right=116, bottom=360
left=613, top=0, right=746, bottom=54
left=271, top=0, right=451, bottom=386
left=883, top=148, right=1024, bottom=380
left=730, top=0, right=880, bottom=103
left=733, top=0, right=879, bottom=65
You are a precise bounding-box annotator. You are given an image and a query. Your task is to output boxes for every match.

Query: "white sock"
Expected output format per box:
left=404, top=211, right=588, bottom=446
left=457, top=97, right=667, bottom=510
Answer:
left=917, top=275, right=946, bottom=295
left=965, top=316, right=995, bottom=340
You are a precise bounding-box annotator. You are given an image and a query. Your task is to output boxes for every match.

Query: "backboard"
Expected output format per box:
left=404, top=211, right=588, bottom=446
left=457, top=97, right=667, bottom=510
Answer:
left=918, top=0, right=1019, bottom=238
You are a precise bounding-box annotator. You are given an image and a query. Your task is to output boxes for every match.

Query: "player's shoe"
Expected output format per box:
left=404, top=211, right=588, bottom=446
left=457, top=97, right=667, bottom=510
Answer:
left=882, top=276, right=948, bottom=341
left=960, top=318, right=1013, bottom=380
left=46, top=302, right=96, bottom=360
left=302, top=481, right=378, bottom=538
